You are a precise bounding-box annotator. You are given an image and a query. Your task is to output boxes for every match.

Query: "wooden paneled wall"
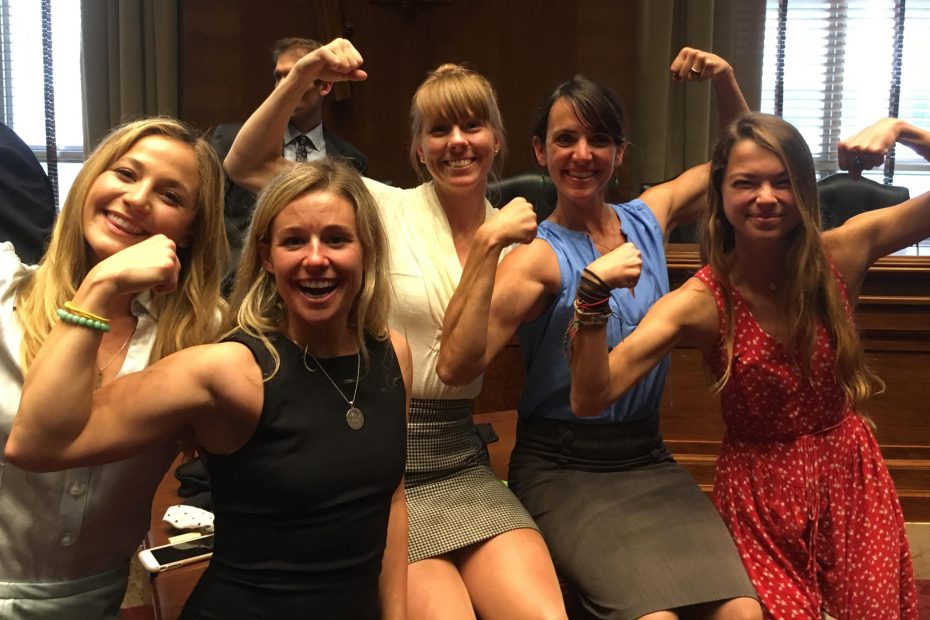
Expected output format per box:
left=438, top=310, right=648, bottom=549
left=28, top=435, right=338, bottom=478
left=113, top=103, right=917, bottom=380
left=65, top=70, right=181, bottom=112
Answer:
left=180, top=2, right=930, bottom=519
left=180, top=0, right=637, bottom=193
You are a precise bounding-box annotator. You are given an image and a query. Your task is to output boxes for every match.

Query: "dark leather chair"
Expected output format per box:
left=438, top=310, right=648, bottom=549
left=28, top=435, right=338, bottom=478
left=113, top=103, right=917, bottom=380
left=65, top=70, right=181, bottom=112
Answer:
left=662, top=172, right=911, bottom=243
left=818, top=172, right=909, bottom=230
left=487, top=172, right=557, bottom=222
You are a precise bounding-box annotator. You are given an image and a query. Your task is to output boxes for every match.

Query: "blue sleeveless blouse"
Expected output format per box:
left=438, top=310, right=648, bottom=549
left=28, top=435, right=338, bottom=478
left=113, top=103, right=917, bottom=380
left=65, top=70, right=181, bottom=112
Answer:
left=517, top=200, right=670, bottom=423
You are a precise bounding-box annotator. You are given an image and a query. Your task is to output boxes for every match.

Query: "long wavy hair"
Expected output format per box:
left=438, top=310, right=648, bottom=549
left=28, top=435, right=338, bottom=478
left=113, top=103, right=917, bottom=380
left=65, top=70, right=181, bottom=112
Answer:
left=701, top=112, right=882, bottom=403
left=16, top=117, right=228, bottom=367
left=408, top=63, right=506, bottom=180
left=228, top=159, right=392, bottom=379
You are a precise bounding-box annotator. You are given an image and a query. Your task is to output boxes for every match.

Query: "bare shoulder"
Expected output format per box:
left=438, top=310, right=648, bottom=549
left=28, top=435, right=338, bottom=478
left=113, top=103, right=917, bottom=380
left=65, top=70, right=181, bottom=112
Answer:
left=183, top=341, right=264, bottom=453
left=183, top=341, right=264, bottom=407
left=820, top=227, right=867, bottom=290
left=177, top=341, right=259, bottom=375
left=821, top=225, right=849, bottom=255
left=501, top=237, right=561, bottom=292
left=654, top=278, right=720, bottom=350
left=676, top=277, right=718, bottom=316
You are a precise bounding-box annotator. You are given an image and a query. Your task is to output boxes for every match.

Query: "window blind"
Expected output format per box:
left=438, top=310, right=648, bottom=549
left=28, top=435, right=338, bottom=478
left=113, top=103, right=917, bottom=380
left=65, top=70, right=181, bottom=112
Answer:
left=761, top=0, right=930, bottom=195
left=0, top=0, right=83, bottom=207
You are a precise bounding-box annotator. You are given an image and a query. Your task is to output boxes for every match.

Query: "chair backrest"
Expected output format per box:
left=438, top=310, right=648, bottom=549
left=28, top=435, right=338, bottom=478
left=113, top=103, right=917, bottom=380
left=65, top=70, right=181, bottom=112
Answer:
left=818, top=172, right=909, bottom=230
left=486, top=172, right=557, bottom=222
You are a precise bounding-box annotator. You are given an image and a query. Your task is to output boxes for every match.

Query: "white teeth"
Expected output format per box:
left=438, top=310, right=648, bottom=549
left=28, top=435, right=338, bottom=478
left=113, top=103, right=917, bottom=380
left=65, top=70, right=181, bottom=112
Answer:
left=298, top=280, right=338, bottom=297
left=567, top=170, right=595, bottom=180
left=305, top=280, right=335, bottom=289
left=447, top=159, right=474, bottom=168
left=107, top=212, right=145, bottom=234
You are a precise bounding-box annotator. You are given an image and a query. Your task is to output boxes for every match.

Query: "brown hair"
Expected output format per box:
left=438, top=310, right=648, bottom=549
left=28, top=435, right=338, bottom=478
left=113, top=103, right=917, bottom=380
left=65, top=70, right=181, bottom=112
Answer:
left=271, top=37, right=322, bottom=63
left=701, top=112, right=882, bottom=403
left=531, top=74, right=626, bottom=147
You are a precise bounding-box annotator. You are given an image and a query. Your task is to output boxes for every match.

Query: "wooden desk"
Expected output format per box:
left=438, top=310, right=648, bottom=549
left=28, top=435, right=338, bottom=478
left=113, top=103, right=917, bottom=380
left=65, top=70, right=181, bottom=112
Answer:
left=145, top=456, right=208, bottom=620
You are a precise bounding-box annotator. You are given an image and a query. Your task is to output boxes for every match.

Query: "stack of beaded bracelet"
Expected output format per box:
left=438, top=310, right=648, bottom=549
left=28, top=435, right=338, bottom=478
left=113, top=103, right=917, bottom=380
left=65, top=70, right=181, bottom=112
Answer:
left=564, top=268, right=617, bottom=350
left=56, top=301, right=111, bottom=332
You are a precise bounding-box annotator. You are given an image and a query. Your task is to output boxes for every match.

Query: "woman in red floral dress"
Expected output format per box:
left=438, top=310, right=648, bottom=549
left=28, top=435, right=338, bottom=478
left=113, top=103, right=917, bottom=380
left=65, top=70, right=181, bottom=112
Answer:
left=567, top=113, right=930, bottom=618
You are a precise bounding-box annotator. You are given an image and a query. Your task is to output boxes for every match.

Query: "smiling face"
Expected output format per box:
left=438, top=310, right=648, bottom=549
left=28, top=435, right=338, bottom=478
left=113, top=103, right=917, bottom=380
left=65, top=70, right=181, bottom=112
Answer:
left=721, top=139, right=802, bottom=246
left=416, top=115, right=499, bottom=197
left=261, top=190, right=363, bottom=345
left=534, top=98, right=624, bottom=210
left=81, top=135, right=200, bottom=264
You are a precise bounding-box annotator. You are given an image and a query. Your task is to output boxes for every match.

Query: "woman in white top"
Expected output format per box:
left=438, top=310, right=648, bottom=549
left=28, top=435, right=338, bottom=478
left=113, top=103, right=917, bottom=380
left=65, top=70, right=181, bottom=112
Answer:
left=0, top=117, right=227, bottom=618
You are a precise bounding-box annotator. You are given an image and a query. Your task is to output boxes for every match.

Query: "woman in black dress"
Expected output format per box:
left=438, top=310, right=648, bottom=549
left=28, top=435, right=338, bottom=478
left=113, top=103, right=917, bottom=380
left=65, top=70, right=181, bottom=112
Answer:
left=7, top=159, right=411, bottom=619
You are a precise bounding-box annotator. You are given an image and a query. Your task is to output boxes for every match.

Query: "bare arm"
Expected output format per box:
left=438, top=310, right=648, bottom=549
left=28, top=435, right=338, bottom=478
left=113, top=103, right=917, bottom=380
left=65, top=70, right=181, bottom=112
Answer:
left=571, top=278, right=719, bottom=416
left=670, top=46, right=749, bottom=128
left=224, top=38, right=367, bottom=192
left=8, top=341, right=261, bottom=471
left=646, top=48, right=750, bottom=234
left=379, top=330, right=411, bottom=620
left=826, top=118, right=930, bottom=298
left=824, top=190, right=930, bottom=301
left=6, top=236, right=262, bottom=470
left=839, top=118, right=930, bottom=179
left=436, top=199, right=548, bottom=385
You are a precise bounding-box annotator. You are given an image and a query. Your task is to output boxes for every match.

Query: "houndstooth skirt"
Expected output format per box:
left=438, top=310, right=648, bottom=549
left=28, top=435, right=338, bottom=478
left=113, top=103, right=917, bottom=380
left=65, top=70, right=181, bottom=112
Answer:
left=405, top=398, right=538, bottom=563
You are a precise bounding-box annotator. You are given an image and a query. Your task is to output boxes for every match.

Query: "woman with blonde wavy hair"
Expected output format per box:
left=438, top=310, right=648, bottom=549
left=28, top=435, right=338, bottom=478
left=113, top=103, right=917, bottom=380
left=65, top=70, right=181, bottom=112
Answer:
left=0, top=116, right=227, bottom=618
left=8, top=159, right=411, bottom=619
left=569, top=113, right=930, bottom=618
left=225, top=38, right=566, bottom=619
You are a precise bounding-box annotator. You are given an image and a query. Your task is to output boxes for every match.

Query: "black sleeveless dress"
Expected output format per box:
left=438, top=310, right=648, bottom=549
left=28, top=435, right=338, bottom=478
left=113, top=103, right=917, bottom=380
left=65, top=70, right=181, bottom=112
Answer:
left=180, top=331, right=406, bottom=619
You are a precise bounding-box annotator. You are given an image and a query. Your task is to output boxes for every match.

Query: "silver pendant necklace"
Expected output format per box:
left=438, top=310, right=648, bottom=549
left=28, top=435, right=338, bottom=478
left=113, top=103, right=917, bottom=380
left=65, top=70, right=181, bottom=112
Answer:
left=302, top=345, right=364, bottom=430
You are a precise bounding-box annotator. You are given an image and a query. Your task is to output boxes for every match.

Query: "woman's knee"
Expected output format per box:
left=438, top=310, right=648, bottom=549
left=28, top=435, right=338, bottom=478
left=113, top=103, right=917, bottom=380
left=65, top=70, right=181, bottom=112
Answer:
left=707, top=596, right=763, bottom=620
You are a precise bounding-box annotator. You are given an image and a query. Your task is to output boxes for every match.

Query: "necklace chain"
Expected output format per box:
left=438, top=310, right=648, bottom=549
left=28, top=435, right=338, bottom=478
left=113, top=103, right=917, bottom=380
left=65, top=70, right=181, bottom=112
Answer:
left=95, top=330, right=134, bottom=388
left=302, top=345, right=360, bottom=407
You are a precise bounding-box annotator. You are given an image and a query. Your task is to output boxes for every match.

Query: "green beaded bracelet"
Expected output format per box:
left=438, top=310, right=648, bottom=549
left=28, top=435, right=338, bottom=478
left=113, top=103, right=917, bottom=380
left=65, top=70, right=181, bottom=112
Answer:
left=56, top=308, right=112, bottom=332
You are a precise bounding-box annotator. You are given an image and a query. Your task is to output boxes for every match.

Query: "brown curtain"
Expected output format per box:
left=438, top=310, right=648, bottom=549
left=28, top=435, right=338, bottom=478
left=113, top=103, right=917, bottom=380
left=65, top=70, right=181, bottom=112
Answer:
left=80, top=0, right=179, bottom=152
left=631, top=0, right=765, bottom=192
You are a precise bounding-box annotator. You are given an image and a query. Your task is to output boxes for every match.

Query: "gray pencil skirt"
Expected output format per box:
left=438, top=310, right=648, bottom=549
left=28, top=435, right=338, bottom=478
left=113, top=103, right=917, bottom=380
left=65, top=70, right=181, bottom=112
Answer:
left=405, top=398, right=538, bottom=563
left=508, top=414, right=757, bottom=620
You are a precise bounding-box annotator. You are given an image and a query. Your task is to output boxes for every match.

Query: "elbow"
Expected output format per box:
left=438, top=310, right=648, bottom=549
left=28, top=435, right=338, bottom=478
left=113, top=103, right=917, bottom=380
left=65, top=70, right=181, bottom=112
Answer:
left=223, top=154, right=261, bottom=192
left=436, top=356, right=471, bottom=386
left=571, top=393, right=604, bottom=418
left=223, top=155, right=246, bottom=186
left=435, top=354, right=477, bottom=387
left=4, top=435, right=59, bottom=473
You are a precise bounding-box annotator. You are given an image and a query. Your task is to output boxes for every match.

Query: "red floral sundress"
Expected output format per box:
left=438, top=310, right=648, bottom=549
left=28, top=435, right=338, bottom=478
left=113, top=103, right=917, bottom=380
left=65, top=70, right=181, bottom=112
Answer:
left=695, top=265, right=917, bottom=619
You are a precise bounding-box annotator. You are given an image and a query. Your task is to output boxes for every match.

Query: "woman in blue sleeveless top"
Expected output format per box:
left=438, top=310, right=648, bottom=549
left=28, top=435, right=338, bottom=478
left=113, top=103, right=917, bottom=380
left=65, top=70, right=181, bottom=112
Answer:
left=438, top=50, right=762, bottom=619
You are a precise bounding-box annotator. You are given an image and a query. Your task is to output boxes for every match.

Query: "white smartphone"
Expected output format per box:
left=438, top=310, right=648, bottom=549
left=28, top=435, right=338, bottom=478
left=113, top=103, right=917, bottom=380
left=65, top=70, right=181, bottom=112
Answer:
left=137, top=533, right=214, bottom=573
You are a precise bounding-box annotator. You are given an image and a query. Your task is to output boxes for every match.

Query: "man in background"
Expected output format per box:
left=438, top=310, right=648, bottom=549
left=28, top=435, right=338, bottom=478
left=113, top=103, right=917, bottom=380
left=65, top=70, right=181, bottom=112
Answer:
left=212, top=37, right=367, bottom=270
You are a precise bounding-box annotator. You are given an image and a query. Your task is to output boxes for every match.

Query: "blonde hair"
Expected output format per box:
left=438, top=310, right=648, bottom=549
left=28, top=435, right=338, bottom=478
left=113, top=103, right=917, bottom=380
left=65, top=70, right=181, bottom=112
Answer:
left=228, top=159, right=392, bottom=379
left=408, top=63, right=506, bottom=179
left=16, top=117, right=229, bottom=366
left=701, top=112, right=882, bottom=404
